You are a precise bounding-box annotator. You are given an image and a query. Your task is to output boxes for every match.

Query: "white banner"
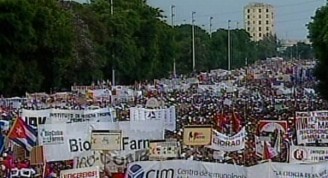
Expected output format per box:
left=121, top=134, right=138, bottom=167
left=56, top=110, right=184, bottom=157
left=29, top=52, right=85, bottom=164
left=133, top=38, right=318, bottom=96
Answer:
left=248, top=161, right=328, bottom=178
left=21, top=109, right=51, bottom=129
left=206, top=127, right=246, bottom=152
left=22, top=108, right=116, bottom=127
left=290, top=146, right=328, bottom=164
left=49, top=108, right=116, bottom=124
left=40, top=120, right=164, bottom=162
left=129, top=106, right=176, bottom=131
left=126, top=160, right=247, bottom=178
left=126, top=160, right=328, bottom=178
left=60, top=166, right=100, bottom=178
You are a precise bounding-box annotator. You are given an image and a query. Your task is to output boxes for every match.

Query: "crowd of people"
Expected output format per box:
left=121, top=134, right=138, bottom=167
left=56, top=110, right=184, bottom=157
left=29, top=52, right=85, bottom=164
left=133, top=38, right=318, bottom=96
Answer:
left=0, top=58, right=326, bottom=177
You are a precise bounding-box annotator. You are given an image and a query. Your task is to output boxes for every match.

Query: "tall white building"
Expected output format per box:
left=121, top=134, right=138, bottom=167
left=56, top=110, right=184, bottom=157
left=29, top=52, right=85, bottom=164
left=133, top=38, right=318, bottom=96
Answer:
left=244, top=3, right=275, bottom=41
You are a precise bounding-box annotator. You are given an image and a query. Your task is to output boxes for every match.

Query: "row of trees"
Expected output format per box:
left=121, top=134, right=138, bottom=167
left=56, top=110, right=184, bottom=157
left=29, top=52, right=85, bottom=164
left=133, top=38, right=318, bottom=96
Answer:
left=0, top=0, right=293, bottom=96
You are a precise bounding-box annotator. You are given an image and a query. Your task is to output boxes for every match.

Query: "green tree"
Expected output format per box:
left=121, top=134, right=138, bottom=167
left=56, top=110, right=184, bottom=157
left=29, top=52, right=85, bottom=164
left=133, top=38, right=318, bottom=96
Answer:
left=308, top=5, right=328, bottom=99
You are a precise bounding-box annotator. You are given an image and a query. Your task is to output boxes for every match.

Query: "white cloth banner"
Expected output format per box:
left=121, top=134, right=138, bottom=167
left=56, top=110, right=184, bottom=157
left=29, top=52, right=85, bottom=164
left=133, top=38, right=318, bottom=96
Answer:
left=126, top=160, right=247, bottom=178
left=49, top=108, right=116, bottom=124
left=40, top=120, right=164, bottom=162
left=22, top=108, right=116, bottom=126
left=290, top=146, right=328, bottom=164
left=21, top=109, right=51, bottom=129
left=206, top=127, right=246, bottom=152
left=129, top=106, right=176, bottom=131
left=126, top=160, right=328, bottom=178
left=248, top=161, right=328, bottom=178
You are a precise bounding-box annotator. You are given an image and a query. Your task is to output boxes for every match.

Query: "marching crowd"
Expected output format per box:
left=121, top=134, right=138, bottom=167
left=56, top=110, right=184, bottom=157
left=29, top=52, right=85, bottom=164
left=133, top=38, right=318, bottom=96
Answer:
left=0, top=58, right=326, bottom=177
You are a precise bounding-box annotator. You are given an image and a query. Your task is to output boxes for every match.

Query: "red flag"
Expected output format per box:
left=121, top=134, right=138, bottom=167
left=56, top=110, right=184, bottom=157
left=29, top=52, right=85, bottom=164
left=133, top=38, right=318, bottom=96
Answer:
left=263, top=141, right=277, bottom=160
left=215, top=111, right=228, bottom=132
left=232, top=112, right=242, bottom=133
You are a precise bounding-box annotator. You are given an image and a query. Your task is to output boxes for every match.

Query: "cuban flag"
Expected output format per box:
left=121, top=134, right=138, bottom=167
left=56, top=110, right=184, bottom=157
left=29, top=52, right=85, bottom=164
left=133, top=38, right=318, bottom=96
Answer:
left=7, top=117, right=37, bottom=151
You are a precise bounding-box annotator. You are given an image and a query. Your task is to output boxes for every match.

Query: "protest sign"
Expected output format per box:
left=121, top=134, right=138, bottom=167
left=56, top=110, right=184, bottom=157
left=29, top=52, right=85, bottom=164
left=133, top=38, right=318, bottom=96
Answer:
left=207, top=127, right=246, bottom=152
left=149, top=140, right=180, bottom=159
left=60, top=166, right=100, bottom=178
left=183, top=125, right=212, bottom=146
left=129, top=106, right=176, bottom=131
left=290, top=146, right=328, bottom=163
left=91, top=130, right=122, bottom=151
left=296, top=110, right=328, bottom=144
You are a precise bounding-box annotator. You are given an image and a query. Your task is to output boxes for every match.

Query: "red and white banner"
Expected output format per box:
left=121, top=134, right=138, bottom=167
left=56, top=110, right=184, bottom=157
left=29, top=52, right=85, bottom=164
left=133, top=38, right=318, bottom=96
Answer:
left=60, top=166, right=100, bottom=178
left=257, top=120, right=287, bottom=142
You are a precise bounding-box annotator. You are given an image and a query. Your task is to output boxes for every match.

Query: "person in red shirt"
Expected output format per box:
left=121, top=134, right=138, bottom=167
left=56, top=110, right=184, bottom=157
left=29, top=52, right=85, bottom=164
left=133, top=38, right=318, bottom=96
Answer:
left=112, top=168, right=125, bottom=178
left=17, top=159, right=29, bottom=169
left=2, top=153, right=14, bottom=170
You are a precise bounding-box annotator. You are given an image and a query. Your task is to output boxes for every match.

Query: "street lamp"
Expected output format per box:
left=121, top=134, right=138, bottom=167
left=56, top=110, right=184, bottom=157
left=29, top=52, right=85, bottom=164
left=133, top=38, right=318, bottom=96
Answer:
left=171, top=5, right=176, bottom=77
left=192, top=11, right=196, bottom=71
left=209, top=17, right=213, bottom=38
left=228, top=20, right=231, bottom=71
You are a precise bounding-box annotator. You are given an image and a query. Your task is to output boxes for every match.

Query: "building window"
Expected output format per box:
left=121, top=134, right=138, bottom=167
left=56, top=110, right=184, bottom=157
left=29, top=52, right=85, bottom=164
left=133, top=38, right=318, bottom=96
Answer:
left=266, top=14, right=269, bottom=18
left=266, top=26, right=269, bottom=31
left=247, top=27, right=250, bottom=31
left=247, top=21, right=250, bottom=25
left=247, top=15, right=250, bottom=19
left=259, top=9, right=261, bottom=13
left=259, top=14, right=261, bottom=18
left=266, top=8, right=269, bottom=13
left=259, top=27, right=262, bottom=31
left=253, top=21, right=255, bottom=24
left=259, top=33, right=262, bottom=37
left=266, top=20, right=269, bottom=25
left=247, top=9, right=250, bottom=13
left=253, top=33, right=255, bottom=37
left=259, top=21, right=261, bottom=25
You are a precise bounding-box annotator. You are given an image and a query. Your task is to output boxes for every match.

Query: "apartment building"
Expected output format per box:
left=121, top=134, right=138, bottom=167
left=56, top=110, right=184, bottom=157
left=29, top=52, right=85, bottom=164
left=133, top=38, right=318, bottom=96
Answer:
left=244, top=2, right=275, bottom=41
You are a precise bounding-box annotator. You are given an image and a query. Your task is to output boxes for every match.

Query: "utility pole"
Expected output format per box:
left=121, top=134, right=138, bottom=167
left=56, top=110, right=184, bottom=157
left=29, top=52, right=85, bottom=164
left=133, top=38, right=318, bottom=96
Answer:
left=228, top=20, right=231, bottom=71
left=209, top=17, right=213, bottom=38
left=192, top=11, right=196, bottom=71
left=171, top=5, right=176, bottom=77
left=111, top=0, right=115, bottom=86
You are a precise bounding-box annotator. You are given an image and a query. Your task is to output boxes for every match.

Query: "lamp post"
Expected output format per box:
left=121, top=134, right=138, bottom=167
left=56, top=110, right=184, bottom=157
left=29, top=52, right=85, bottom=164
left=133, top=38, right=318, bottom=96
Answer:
left=192, top=11, right=196, bottom=71
left=209, top=17, right=213, bottom=38
left=228, top=20, right=231, bottom=71
left=171, top=5, right=176, bottom=77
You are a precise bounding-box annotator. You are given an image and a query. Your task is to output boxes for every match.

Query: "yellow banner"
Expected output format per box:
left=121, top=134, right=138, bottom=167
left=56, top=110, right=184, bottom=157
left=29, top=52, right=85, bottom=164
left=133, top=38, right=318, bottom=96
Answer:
left=183, top=125, right=212, bottom=146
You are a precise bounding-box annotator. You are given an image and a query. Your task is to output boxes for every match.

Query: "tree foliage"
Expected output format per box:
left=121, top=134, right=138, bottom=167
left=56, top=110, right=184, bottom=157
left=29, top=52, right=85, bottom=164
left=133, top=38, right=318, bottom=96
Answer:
left=308, top=6, right=328, bottom=100
left=0, top=0, right=282, bottom=96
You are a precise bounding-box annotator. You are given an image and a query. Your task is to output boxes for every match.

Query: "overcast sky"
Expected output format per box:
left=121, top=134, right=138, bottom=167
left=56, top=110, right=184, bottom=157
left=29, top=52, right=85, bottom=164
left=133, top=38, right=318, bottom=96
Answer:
left=147, top=0, right=326, bottom=40
left=74, top=0, right=326, bottom=40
